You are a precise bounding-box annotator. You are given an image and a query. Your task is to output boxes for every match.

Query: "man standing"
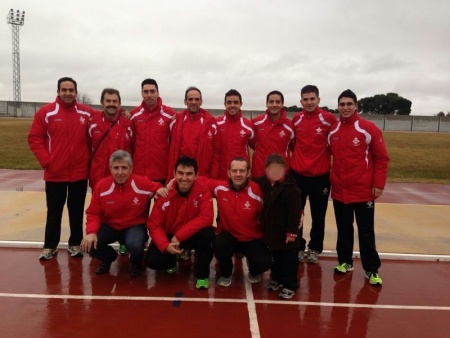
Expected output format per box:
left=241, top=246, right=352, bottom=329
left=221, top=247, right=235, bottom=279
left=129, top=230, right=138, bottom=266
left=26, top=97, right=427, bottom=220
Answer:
left=291, top=85, right=337, bottom=263
left=146, top=157, right=215, bottom=289
left=81, top=151, right=166, bottom=277
left=28, top=77, right=96, bottom=260
left=167, top=87, right=219, bottom=179
left=130, top=79, right=176, bottom=185
left=88, top=88, right=132, bottom=190
left=201, top=157, right=272, bottom=286
left=215, top=89, right=254, bottom=180
left=251, top=90, right=294, bottom=177
left=328, top=89, right=389, bottom=286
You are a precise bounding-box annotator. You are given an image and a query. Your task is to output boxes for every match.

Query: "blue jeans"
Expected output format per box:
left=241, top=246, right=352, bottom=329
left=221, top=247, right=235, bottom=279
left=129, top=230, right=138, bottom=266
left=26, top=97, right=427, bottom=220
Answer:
left=89, top=223, right=147, bottom=265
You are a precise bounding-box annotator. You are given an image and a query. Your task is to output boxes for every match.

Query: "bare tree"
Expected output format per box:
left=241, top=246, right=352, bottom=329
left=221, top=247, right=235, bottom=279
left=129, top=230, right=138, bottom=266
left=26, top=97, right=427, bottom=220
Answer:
left=76, top=93, right=93, bottom=105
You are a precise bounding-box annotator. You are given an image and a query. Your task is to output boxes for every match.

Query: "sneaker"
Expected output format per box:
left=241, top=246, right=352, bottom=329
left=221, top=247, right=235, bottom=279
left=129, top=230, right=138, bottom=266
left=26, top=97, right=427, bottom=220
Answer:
left=195, top=279, right=210, bottom=289
left=307, top=250, right=319, bottom=264
left=247, top=273, right=261, bottom=284
left=39, top=248, right=57, bottom=260
left=279, top=288, right=295, bottom=299
left=67, top=246, right=83, bottom=258
left=365, top=271, right=383, bottom=286
left=298, top=250, right=307, bottom=263
left=268, top=280, right=281, bottom=291
left=217, top=276, right=232, bottom=287
left=130, top=264, right=142, bottom=278
left=95, top=261, right=112, bottom=275
left=334, top=263, right=354, bottom=274
left=118, top=244, right=128, bottom=255
left=179, top=249, right=190, bottom=261
left=166, top=266, right=177, bottom=274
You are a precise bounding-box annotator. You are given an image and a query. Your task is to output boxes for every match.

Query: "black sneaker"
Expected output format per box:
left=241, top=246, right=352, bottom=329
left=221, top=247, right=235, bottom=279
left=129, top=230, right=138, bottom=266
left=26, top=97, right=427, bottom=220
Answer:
left=130, top=264, right=142, bottom=277
left=95, top=261, right=112, bottom=275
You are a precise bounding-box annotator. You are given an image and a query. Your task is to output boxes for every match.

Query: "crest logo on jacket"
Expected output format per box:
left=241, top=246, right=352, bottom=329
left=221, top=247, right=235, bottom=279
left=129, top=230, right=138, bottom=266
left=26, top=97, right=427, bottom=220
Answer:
left=133, top=197, right=139, bottom=205
left=367, top=201, right=374, bottom=208
left=316, top=127, right=323, bottom=135
left=158, top=118, right=165, bottom=126
left=193, top=200, right=199, bottom=208
left=243, top=201, right=251, bottom=210
left=207, top=130, right=213, bottom=138
left=323, top=187, right=329, bottom=195
left=352, top=137, right=360, bottom=146
left=279, top=130, right=285, bottom=138
left=79, top=116, right=86, bottom=124
left=240, top=129, right=246, bottom=137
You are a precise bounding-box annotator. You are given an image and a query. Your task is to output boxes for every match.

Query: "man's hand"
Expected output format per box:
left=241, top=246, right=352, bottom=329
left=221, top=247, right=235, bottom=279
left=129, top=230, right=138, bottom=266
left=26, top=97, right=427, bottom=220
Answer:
left=120, top=109, right=131, bottom=119
left=156, top=187, right=169, bottom=199
left=372, top=187, right=384, bottom=199
left=166, top=243, right=182, bottom=255
left=80, top=234, right=98, bottom=253
left=166, top=178, right=176, bottom=190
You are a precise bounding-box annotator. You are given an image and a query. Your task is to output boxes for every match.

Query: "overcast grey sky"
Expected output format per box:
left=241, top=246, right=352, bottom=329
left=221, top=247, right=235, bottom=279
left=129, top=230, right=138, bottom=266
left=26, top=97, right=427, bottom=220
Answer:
left=1, top=0, right=449, bottom=115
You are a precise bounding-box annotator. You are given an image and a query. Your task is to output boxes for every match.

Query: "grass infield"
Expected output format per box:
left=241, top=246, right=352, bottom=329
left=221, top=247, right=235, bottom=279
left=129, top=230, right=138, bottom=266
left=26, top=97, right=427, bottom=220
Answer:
left=0, top=117, right=449, bottom=184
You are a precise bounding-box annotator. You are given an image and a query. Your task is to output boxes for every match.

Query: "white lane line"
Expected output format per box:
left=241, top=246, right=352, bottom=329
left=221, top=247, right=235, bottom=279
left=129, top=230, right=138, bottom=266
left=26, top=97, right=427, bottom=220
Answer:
left=242, top=259, right=261, bottom=338
left=0, top=293, right=449, bottom=311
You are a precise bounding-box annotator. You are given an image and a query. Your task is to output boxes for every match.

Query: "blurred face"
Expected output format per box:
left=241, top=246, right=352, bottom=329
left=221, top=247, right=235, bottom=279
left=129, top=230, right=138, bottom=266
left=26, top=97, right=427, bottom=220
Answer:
left=265, top=163, right=285, bottom=182
left=338, top=97, right=357, bottom=119
left=142, top=84, right=159, bottom=109
left=185, top=90, right=202, bottom=114
left=174, top=165, right=197, bottom=193
left=266, top=94, right=283, bottom=117
left=301, top=92, right=320, bottom=113
left=110, top=159, right=132, bottom=185
left=228, top=160, right=250, bottom=189
left=224, top=95, right=242, bottom=116
left=57, top=81, right=77, bottom=104
left=102, top=93, right=121, bottom=120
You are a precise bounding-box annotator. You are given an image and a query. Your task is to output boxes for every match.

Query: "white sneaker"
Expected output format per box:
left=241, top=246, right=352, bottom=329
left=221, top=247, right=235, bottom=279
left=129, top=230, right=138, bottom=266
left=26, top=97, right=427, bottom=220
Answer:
left=217, top=276, right=232, bottom=287
left=307, top=250, right=319, bottom=264
left=68, top=246, right=83, bottom=258
left=247, top=273, right=261, bottom=284
left=39, top=248, right=57, bottom=260
left=298, top=250, right=307, bottom=263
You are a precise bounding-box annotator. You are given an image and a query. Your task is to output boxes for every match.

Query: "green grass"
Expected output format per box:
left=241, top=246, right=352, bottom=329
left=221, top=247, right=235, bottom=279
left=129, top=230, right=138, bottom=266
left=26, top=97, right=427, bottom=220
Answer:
left=1, top=118, right=450, bottom=184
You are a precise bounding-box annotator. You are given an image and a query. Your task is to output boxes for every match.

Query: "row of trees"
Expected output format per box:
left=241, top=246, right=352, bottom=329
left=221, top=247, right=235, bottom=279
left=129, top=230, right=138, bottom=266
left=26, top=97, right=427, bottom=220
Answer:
left=286, top=93, right=413, bottom=115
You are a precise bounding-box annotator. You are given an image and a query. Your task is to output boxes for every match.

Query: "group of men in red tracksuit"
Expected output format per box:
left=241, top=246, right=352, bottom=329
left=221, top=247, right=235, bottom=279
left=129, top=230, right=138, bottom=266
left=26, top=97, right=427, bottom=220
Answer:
left=28, top=77, right=389, bottom=290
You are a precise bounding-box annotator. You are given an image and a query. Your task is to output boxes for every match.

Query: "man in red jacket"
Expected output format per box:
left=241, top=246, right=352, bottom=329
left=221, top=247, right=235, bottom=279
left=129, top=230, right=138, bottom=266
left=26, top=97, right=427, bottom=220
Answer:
left=328, top=89, right=389, bottom=286
left=88, top=88, right=132, bottom=190
left=167, top=87, right=219, bottom=179
left=291, top=85, right=337, bottom=264
left=216, top=89, right=254, bottom=180
left=28, top=77, right=96, bottom=260
left=80, top=150, right=166, bottom=277
left=130, top=79, right=177, bottom=185
left=146, top=156, right=215, bottom=289
left=251, top=90, right=295, bottom=177
left=201, top=157, right=272, bottom=287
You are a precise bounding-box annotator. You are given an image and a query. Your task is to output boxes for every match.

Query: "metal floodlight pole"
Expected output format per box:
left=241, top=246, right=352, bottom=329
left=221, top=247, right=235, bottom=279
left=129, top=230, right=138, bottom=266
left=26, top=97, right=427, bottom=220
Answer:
left=6, top=9, right=26, bottom=103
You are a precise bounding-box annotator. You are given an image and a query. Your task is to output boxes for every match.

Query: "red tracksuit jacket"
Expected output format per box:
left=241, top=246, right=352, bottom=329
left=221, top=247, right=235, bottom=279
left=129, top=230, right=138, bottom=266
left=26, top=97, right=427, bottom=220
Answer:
left=130, top=97, right=176, bottom=181
left=147, top=181, right=213, bottom=252
left=251, top=109, right=295, bottom=177
left=28, top=97, right=96, bottom=182
left=328, top=113, right=390, bottom=203
left=85, top=174, right=163, bottom=234
left=88, top=113, right=132, bottom=189
left=216, top=110, right=254, bottom=180
left=291, top=108, right=337, bottom=177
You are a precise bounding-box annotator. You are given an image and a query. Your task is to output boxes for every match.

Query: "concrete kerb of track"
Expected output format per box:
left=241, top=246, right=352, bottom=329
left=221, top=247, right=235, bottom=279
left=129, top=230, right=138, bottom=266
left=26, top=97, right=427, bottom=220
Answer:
left=1, top=241, right=449, bottom=262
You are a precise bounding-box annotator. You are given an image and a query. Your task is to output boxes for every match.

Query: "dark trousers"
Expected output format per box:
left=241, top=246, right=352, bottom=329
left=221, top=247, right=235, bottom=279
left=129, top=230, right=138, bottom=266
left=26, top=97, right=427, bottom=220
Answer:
left=333, top=199, right=381, bottom=272
left=271, top=249, right=299, bottom=291
left=89, top=223, right=147, bottom=265
left=213, top=231, right=272, bottom=278
left=290, top=170, right=330, bottom=253
left=145, top=227, right=215, bottom=279
left=44, top=180, right=88, bottom=248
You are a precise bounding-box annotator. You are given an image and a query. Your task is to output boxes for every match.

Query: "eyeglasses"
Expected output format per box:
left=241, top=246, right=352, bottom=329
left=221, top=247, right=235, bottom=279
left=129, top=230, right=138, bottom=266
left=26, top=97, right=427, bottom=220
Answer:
left=338, top=102, right=355, bottom=107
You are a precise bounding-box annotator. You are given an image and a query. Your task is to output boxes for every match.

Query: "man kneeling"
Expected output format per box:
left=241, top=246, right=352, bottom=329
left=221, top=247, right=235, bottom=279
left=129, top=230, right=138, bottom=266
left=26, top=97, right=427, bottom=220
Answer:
left=81, top=150, right=167, bottom=277
left=145, top=156, right=215, bottom=289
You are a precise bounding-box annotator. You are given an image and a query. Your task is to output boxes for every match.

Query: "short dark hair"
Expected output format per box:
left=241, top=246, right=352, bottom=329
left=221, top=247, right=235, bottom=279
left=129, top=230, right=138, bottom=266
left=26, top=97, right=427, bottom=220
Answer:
left=301, top=85, right=319, bottom=97
left=264, top=153, right=286, bottom=167
left=338, top=89, right=357, bottom=104
left=224, top=89, right=242, bottom=103
left=141, top=79, right=159, bottom=91
left=266, top=90, right=284, bottom=104
left=57, top=77, right=77, bottom=92
left=229, top=156, right=250, bottom=170
left=175, top=156, right=198, bottom=173
left=185, top=86, right=202, bottom=100
left=100, top=88, right=121, bottom=104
